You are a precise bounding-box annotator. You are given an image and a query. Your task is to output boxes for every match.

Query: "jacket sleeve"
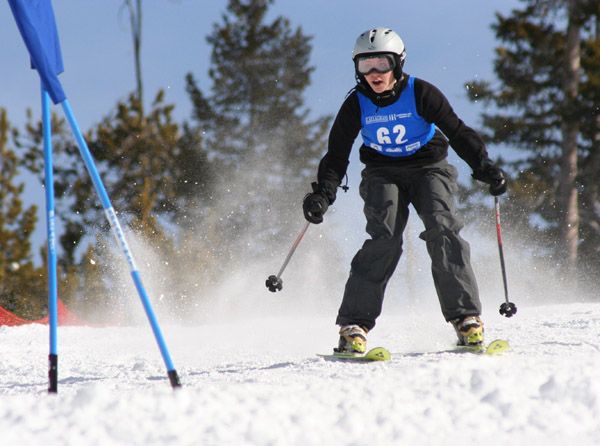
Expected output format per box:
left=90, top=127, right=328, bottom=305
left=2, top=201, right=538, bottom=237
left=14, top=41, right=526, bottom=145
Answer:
left=414, top=78, right=490, bottom=170
left=316, top=91, right=362, bottom=203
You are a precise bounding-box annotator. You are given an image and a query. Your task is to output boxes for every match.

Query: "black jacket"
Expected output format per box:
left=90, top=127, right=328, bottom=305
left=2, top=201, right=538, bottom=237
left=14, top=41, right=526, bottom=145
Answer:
left=316, top=74, right=490, bottom=203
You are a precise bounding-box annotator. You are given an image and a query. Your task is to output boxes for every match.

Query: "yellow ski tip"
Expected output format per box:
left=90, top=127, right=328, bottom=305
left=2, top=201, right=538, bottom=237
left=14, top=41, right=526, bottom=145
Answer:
left=485, top=339, right=510, bottom=355
left=364, top=347, right=392, bottom=361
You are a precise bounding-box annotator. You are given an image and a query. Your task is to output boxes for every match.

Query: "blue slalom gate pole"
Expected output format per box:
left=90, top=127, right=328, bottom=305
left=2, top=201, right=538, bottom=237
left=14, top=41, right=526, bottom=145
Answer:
left=60, top=99, right=181, bottom=388
left=42, top=88, right=58, bottom=393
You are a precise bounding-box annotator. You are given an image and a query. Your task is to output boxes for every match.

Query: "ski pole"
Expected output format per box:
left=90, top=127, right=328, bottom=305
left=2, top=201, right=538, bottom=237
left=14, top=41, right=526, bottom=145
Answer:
left=266, top=221, right=310, bottom=292
left=494, top=196, right=517, bottom=317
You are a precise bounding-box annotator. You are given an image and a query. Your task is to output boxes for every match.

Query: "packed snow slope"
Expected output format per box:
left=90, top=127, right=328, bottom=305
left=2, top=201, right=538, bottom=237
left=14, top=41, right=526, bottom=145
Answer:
left=2, top=213, right=599, bottom=445
left=1, top=300, right=599, bottom=446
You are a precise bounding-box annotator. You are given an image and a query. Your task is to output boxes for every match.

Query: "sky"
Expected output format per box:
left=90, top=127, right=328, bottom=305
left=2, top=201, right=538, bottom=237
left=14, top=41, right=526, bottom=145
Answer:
left=1, top=0, right=522, bottom=132
left=0, top=0, right=523, bottom=260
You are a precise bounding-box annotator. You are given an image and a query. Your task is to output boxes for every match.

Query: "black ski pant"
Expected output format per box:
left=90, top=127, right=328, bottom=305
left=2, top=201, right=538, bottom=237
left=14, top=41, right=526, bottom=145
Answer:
left=336, top=160, right=481, bottom=331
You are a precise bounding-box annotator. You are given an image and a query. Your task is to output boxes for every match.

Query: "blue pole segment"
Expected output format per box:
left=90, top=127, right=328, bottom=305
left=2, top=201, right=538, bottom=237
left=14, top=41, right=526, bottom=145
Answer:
left=61, top=100, right=111, bottom=208
left=42, top=88, right=58, bottom=357
left=131, top=270, right=176, bottom=370
left=60, top=99, right=179, bottom=381
left=43, top=88, right=59, bottom=393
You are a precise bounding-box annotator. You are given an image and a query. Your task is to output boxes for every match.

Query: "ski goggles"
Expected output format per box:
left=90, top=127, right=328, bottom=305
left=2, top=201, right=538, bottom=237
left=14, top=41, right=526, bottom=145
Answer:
left=356, top=54, right=395, bottom=75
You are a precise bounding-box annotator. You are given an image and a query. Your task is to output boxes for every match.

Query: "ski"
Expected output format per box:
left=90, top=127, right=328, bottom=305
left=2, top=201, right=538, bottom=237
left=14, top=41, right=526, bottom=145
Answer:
left=317, top=346, right=391, bottom=362
left=458, top=338, right=510, bottom=355
left=317, top=340, right=509, bottom=362
left=397, top=339, right=510, bottom=357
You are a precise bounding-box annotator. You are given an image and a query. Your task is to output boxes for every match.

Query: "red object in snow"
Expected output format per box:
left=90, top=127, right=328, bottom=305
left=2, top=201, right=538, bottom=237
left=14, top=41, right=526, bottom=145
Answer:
left=0, top=300, right=82, bottom=326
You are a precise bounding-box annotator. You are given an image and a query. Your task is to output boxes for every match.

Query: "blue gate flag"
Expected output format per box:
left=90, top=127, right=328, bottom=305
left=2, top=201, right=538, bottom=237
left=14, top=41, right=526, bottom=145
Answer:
left=8, top=0, right=66, bottom=104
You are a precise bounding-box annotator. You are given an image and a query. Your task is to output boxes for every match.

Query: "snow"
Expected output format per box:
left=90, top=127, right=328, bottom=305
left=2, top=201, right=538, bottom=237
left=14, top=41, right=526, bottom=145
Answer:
left=2, top=300, right=600, bottom=445
left=2, top=192, right=598, bottom=445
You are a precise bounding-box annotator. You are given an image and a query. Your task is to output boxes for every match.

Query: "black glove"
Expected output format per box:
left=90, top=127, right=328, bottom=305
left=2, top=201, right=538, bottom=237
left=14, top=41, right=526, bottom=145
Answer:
left=303, top=183, right=330, bottom=224
left=472, top=162, right=507, bottom=196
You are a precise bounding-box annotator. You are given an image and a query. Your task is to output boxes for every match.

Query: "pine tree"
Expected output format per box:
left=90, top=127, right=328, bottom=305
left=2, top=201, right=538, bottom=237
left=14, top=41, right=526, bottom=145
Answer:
left=577, top=0, right=600, bottom=277
left=86, top=92, right=209, bottom=240
left=17, top=91, right=213, bottom=316
left=185, top=0, right=331, bottom=269
left=0, top=108, right=47, bottom=318
left=18, top=109, right=88, bottom=266
left=465, top=0, right=600, bottom=281
left=21, top=92, right=210, bottom=246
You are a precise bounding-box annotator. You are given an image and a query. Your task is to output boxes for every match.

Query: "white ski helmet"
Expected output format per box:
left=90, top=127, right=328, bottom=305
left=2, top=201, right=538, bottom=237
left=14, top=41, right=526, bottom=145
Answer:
left=352, top=28, right=406, bottom=79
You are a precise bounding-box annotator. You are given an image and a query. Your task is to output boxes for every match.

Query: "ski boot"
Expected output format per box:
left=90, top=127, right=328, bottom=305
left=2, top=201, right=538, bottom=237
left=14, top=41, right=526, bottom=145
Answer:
left=451, top=315, right=484, bottom=346
left=334, top=325, right=368, bottom=354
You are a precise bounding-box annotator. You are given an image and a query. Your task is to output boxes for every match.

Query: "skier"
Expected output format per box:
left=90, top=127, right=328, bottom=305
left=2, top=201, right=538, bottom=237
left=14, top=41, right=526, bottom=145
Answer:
left=303, top=28, right=507, bottom=354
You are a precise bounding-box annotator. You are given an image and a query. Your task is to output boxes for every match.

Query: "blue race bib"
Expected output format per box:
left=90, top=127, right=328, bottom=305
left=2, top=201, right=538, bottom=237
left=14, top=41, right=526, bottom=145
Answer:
left=358, top=76, right=435, bottom=157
